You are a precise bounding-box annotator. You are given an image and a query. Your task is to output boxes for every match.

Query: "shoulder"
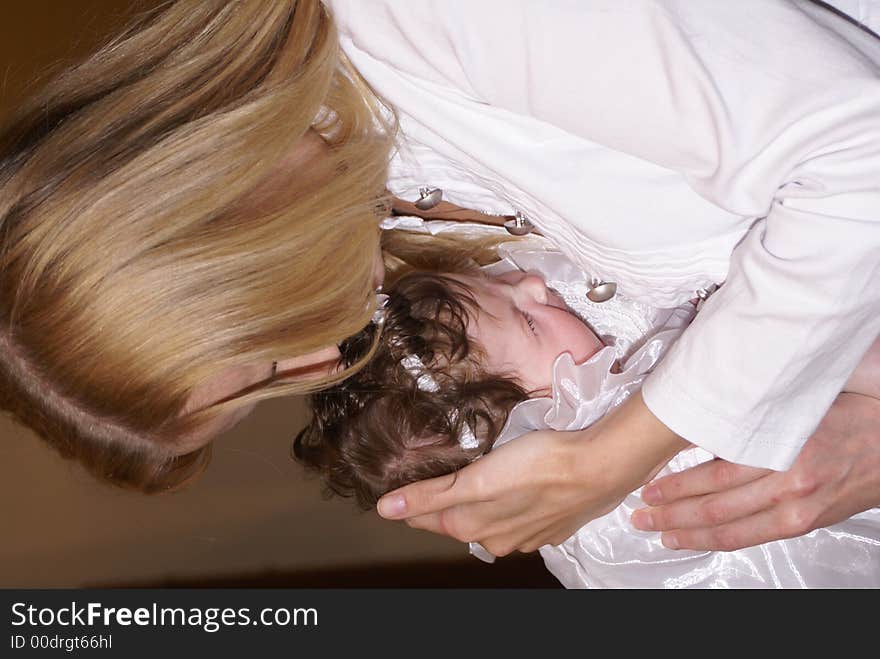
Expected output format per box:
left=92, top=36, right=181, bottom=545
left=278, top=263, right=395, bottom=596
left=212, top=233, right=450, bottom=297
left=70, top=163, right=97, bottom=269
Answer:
left=324, top=0, right=672, bottom=96
left=324, top=0, right=878, bottom=110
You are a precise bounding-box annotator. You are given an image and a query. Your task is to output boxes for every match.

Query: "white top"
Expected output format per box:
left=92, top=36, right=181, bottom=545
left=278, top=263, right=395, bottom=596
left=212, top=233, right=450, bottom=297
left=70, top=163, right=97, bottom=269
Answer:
left=327, top=0, right=880, bottom=470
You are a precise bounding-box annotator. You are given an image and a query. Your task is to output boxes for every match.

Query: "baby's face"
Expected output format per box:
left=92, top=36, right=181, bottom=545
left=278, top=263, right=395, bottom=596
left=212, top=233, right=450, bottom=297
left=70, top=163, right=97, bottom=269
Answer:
left=461, top=271, right=604, bottom=394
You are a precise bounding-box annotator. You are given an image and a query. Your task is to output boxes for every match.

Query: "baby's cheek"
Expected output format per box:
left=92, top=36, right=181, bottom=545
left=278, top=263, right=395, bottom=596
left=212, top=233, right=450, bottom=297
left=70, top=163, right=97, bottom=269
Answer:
left=564, top=323, right=604, bottom=364
left=587, top=330, right=606, bottom=358
left=526, top=359, right=556, bottom=394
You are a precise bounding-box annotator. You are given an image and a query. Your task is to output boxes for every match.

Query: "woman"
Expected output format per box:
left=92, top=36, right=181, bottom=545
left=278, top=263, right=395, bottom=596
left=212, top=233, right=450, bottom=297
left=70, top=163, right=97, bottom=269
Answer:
left=0, top=0, right=396, bottom=490
left=1, top=0, right=878, bottom=557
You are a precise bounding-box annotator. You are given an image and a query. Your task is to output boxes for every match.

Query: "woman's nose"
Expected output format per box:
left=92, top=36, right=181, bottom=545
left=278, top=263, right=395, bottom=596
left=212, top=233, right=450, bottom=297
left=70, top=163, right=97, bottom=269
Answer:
left=515, top=274, right=549, bottom=305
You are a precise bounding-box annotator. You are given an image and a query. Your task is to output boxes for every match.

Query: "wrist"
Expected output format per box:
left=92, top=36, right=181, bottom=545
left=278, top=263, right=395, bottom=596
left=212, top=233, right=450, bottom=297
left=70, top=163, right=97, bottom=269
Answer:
left=570, top=391, right=688, bottom=492
left=627, top=390, right=690, bottom=468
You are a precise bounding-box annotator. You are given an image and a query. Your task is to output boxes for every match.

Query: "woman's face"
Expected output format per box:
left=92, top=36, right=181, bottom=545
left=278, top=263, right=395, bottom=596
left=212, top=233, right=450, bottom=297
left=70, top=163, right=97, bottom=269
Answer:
left=178, top=242, right=386, bottom=454
left=177, top=128, right=389, bottom=453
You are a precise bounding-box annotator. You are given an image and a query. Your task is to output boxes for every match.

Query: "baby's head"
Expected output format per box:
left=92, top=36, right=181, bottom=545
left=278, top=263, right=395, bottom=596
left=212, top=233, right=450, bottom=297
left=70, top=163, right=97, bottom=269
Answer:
left=294, top=269, right=603, bottom=508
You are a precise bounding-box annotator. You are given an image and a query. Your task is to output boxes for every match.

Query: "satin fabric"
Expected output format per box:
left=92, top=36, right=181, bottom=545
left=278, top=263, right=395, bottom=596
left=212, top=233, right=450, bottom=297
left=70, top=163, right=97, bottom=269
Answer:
left=476, top=241, right=880, bottom=588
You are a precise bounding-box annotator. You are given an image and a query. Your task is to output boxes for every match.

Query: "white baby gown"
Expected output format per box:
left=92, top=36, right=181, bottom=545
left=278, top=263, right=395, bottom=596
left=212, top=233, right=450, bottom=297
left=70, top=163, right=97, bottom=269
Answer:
left=382, top=217, right=880, bottom=588
left=487, top=244, right=880, bottom=588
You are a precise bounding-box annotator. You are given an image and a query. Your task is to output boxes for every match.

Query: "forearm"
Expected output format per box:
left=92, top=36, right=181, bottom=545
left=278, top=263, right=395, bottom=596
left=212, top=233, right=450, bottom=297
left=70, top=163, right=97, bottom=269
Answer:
left=566, top=391, right=689, bottom=504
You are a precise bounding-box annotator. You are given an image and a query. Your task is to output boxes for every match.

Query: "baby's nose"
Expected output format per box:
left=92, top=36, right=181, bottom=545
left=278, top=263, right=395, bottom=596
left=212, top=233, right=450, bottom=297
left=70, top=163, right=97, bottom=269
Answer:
left=516, top=274, right=549, bottom=305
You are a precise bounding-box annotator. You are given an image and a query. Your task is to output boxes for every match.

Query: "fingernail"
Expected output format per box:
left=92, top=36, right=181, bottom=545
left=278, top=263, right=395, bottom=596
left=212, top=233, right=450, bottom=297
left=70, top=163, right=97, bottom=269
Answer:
left=641, top=484, right=662, bottom=505
left=377, top=494, right=407, bottom=519
left=661, top=533, right=679, bottom=550
left=631, top=508, right=655, bottom=531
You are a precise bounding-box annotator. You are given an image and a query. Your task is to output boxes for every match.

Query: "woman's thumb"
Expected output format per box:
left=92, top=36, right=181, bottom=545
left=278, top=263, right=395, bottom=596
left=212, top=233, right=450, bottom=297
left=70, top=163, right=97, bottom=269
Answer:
left=376, top=471, right=461, bottom=519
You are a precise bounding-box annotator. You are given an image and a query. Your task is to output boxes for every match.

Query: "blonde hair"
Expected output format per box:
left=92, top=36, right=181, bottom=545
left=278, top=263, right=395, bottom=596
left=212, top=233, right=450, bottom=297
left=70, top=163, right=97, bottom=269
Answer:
left=0, top=0, right=509, bottom=493
left=0, top=0, right=399, bottom=491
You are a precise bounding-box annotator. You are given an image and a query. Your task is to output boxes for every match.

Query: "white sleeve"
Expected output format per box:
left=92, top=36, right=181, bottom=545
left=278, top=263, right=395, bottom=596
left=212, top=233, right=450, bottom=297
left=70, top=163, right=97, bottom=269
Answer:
left=329, top=0, right=880, bottom=469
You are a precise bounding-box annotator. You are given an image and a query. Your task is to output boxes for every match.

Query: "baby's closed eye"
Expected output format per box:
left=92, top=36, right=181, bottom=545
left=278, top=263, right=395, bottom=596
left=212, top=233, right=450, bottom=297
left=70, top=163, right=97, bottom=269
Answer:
left=520, top=310, right=537, bottom=335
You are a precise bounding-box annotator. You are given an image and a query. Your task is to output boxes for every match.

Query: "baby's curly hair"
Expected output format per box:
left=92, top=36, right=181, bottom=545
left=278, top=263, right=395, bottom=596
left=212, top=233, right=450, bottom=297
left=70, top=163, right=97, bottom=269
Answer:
left=293, top=271, right=528, bottom=509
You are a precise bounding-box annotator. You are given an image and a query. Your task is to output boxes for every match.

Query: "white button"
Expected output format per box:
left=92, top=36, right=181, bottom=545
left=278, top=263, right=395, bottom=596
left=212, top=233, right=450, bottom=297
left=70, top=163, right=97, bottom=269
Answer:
left=414, top=187, right=443, bottom=210
left=694, top=283, right=719, bottom=311
left=504, top=211, right=534, bottom=236
left=586, top=279, right=617, bottom=303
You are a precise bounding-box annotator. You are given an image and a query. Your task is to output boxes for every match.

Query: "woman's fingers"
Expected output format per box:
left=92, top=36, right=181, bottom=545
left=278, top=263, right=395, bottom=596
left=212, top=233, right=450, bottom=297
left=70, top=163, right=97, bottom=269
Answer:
left=632, top=459, right=774, bottom=531
left=380, top=395, right=689, bottom=552
left=642, top=393, right=880, bottom=551
left=404, top=512, right=450, bottom=536
left=404, top=506, right=524, bottom=546
left=641, top=458, right=771, bottom=505
left=377, top=427, right=558, bottom=523
left=376, top=433, right=539, bottom=522
left=475, top=519, right=553, bottom=557
left=660, top=502, right=814, bottom=552
left=633, top=469, right=783, bottom=532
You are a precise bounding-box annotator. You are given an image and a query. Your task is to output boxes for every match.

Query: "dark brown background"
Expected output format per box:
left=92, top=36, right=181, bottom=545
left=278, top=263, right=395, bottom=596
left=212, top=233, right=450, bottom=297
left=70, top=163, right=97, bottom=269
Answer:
left=0, top=0, right=558, bottom=588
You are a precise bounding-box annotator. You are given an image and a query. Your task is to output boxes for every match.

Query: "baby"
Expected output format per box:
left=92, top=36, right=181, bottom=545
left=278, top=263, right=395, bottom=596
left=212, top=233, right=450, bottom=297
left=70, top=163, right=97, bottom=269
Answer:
left=294, top=244, right=880, bottom=587
left=293, top=267, right=575, bottom=508
left=294, top=259, right=879, bottom=509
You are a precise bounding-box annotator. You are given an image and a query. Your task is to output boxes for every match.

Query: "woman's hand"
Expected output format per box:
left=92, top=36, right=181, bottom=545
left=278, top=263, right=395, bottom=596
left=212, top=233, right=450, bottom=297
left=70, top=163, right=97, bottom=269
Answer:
left=376, top=392, right=688, bottom=556
left=631, top=392, right=880, bottom=551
